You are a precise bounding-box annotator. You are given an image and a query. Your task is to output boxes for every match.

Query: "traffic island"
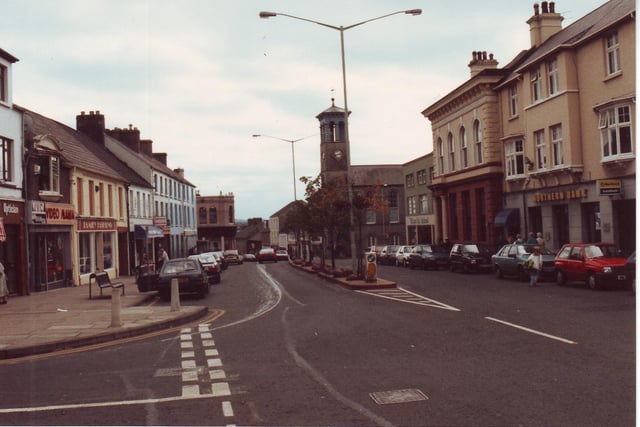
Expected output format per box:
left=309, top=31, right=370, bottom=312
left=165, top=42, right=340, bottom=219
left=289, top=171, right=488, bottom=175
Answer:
left=290, top=259, right=397, bottom=290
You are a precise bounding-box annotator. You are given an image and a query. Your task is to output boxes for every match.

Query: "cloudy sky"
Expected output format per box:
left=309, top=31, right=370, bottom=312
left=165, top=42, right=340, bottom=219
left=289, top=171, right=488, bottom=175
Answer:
left=2, top=0, right=607, bottom=219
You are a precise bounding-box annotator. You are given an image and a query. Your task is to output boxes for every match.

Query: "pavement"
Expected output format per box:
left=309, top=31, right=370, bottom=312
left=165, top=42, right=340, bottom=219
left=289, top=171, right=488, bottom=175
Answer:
left=0, top=259, right=395, bottom=361
left=0, top=276, right=209, bottom=361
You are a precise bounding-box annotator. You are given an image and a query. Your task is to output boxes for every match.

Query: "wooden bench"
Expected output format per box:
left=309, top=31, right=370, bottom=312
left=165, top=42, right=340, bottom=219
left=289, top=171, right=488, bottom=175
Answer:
left=89, top=271, right=125, bottom=299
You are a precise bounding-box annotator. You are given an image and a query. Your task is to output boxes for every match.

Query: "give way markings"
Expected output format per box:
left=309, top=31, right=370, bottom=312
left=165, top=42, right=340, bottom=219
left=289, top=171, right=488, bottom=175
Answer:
left=356, top=287, right=577, bottom=345
left=356, top=287, right=460, bottom=312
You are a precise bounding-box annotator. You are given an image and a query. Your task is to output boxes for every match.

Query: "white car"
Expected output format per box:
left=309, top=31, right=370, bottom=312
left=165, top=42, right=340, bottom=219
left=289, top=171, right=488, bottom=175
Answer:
left=395, top=245, right=414, bottom=267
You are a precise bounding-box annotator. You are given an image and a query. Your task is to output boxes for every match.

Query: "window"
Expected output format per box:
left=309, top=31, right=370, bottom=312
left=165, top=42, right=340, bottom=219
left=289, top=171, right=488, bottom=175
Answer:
left=407, top=196, right=417, bottom=215
left=79, top=233, right=92, bottom=275
left=551, top=124, right=564, bottom=167
left=229, top=206, right=234, bottom=223
left=88, top=180, right=95, bottom=216
left=605, top=32, right=621, bottom=75
left=388, top=190, right=399, bottom=223
left=547, top=58, right=559, bottom=95
left=36, top=155, right=60, bottom=192
left=473, top=120, right=483, bottom=164
left=505, top=139, right=525, bottom=178
left=437, top=138, right=444, bottom=175
left=509, top=85, right=518, bottom=117
left=209, top=207, right=217, bottom=224
left=0, top=136, right=12, bottom=182
left=599, top=104, right=633, bottom=159
left=530, top=66, right=542, bottom=102
left=534, top=130, right=547, bottom=169
left=0, top=64, right=7, bottom=103
left=366, top=209, right=376, bottom=224
left=419, top=194, right=429, bottom=214
left=459, top=126, right=468, bottom=168
left=447, top=132, right=455, bottom=172
left=77, top=178, right=84, bottom=215
left=416, top=169, right=427, bottom=185
left=405, top=173, right=415, bottom=188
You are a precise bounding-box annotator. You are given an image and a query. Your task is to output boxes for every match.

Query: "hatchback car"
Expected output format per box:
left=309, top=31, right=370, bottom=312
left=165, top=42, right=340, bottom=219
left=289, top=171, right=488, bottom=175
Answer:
left=223, top=249, right=243, bottom=265
left=275, top=249, right=289, bottom=261
left=257, top=247, right=278, bottom=263
left=379, top=245, right=400, bottom=265
left=492, top=244, right=556, bottom=281
left=188, top=253, right=221, bottom=284
left=554, top=243, right=631, bottom=289
left=407, top=244, right=449, bottom=270
left=449, top=243, right=493, bottom=273
left=156, top=258, right=210, bottom=301
left=394, top=245, right=414, bottom=267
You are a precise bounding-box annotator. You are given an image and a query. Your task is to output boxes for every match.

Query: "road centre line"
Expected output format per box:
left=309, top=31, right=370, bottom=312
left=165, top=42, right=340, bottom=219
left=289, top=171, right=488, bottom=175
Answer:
left=485, top=317, right=578, bottom=345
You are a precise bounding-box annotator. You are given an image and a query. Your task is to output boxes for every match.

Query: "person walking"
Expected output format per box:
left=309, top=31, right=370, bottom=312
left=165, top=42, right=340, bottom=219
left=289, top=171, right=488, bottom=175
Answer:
left=536, top=232, right=544, bottom=246
left=0, top=262, right=8, bottom=304
left=157, top=248, right=169, bottom=271
left=527, top=246, right=542, bottom=287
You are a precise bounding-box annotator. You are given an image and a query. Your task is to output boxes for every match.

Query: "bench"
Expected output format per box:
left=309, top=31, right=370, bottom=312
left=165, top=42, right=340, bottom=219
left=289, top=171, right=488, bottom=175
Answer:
left=89, top=271, right=125, bottom=299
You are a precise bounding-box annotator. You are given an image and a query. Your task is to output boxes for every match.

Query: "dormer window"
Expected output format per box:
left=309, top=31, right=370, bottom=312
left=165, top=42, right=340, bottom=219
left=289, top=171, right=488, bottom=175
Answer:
left=33, top=134, right=63, bottom=201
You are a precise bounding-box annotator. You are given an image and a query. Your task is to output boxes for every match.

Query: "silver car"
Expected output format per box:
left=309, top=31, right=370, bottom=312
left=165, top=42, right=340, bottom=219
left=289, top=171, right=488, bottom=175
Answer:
left=395, top=245, right=414, bottom=267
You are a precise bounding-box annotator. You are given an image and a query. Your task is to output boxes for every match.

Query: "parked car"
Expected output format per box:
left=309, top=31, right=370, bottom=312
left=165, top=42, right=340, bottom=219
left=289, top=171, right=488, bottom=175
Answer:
left=366, top=246, right=384, bottom=262
left=394, top=245, right=414, bottom=267
left=156, top=258, right=210, bottom=301
left=379, top=245, right=400, bottom=265
left=492, top=244, right=556, bottom=281
left=275, top=249, right=289, bottom=261
left=622, top=251, right=636, bottom=293
left=243, top=253, right=257, bottom=262
left=554, top=243, right=632, bottom=289
left=188, top=252, right=221, bottom=284
left=223, top=249, right=243, bottom=265
left=449, top=243, right=493, bottom=273
left=407, top=244, right=450, bottom=270
left=257, top=247, right=278, bottom=263
left=212, top=251, right=228, bottom=270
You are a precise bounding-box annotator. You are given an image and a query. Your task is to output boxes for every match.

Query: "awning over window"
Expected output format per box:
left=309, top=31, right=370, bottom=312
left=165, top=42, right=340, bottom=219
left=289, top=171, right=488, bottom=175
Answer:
left=494, top=208, right=520, bottom=228
left=134, top=225, right=164, bottom=239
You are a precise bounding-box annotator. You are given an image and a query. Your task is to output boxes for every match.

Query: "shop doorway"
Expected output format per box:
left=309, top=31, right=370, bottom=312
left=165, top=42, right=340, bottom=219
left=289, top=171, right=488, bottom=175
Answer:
left=613, top=199, right=636, bottom=254
left=581, top=202, right=601, bottom=243
left=552, top=204, right=569, bottom=247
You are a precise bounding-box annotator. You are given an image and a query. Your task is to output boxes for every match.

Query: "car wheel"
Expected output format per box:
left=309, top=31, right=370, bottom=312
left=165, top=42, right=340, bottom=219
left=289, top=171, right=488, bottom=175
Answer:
left=556, top=270, right=566, bottom=286
left=494, top=266, right=503, bottom=279
left=587, top=272, right=598, bottom=290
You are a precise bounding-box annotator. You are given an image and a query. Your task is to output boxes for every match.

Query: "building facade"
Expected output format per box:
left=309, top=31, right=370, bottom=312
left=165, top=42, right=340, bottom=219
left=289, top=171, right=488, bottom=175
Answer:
left=196, top=192, right=236, bottom=253
left=403, top=153, right=436, bottom=245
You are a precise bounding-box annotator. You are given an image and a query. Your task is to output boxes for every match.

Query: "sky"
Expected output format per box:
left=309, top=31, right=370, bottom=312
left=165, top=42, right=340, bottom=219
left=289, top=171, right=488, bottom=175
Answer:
left=2, top=0, right=608, bottom=220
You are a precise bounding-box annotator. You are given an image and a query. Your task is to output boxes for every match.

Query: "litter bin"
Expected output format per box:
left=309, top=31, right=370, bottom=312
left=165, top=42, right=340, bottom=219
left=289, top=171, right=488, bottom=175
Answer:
left=136, top=263, right=158, bottom=292
left=364, top=252, right=377, bottom=282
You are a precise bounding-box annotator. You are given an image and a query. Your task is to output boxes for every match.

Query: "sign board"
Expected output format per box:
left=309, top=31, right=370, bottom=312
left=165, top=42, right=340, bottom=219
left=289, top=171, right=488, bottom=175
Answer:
left=598, top=179, right=622, bottom=195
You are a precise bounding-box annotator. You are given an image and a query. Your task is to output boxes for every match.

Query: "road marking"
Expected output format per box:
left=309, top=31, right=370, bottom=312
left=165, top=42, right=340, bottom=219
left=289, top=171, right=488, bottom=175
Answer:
left=357, top=287, right=460, bottom=312
left=485, top=317, right=578, bottom=345
left=222, top=401, right=234, bottom=417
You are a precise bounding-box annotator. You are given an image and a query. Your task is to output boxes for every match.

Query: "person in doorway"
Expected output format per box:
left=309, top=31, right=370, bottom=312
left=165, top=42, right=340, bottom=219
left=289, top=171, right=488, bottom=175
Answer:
left=536, top=232, right=545, bottom=246
left=526, top=246, right=542, bottom=287
left=0, top=262, right=8, bottom=304
left=526, top=232, right=537, bottom=244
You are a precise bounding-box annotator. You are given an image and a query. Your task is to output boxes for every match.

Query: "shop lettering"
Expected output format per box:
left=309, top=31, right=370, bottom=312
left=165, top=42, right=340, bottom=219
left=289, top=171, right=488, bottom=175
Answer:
left=3, top=203, right=19, bottom=215
left=78, top=219, right=115, bottom=231
left=534, top=189, right=587, bottom=203
left=46, top=207, right=75, bottom=220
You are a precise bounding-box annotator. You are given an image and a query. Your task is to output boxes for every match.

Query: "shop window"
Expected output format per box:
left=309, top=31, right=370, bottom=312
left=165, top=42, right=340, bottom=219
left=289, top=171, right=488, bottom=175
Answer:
left=599, top=104, right=633, bottom=160
left=79, top=233, right=92, bottom=275
left=103, top=232, right=113, bottom=269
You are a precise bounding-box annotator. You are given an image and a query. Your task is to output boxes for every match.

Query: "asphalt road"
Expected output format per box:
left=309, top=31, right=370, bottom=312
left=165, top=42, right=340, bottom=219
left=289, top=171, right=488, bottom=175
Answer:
left=0, top=261, right=634, bottom=426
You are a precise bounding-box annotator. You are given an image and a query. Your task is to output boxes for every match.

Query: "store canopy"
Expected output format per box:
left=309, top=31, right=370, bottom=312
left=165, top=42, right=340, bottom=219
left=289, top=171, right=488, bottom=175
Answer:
left=134, top=225, right=164, bottom=239
left=494, top=208, right=520, bottom=228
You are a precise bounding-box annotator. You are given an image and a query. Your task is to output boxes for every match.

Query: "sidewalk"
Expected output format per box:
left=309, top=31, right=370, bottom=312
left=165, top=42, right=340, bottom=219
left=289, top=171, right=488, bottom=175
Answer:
left=0, top=276, right=208, bottom=360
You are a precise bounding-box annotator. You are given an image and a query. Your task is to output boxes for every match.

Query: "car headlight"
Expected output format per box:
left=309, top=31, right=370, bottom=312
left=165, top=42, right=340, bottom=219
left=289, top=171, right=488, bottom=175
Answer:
left=603, top=267, right=612, bottom=273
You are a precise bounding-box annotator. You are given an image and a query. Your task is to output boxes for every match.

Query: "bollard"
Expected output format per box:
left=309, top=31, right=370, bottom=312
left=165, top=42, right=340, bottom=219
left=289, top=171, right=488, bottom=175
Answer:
left=170, top=278, right=181, bottom=312
left=110, top=286, right=123, bottom=327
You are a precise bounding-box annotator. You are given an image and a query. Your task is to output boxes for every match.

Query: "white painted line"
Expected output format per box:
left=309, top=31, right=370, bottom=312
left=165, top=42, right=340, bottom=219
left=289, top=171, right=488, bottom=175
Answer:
left=200, top=332, right=213, bottom=340
left=210, top=369, right=226, bottom=380
left=182, top=360, right=196, bottom=369
left=207, top=358, right=223, bottom=368
left=182, top=370, right=198, bottom=382
left=0, top=394, right=222, bottom=414
left=212, top=382, right=231, bottom=397
left=198, top=325, right=210, bottom=332
left=202, top=339, right=216, bottom=347
left=180, top=341, right=193, bottom=349
left=205, top=349, right=219, bottom=357
left=222, top=401, right=234, bottom=417
left=181, top=351, right=195, bottom=358
left=485, top=317, right=577, bottom=345
left=180, top=334, right=192, bottom=341
left=180, top=328, right=191, bottom=334
left=182, top=384, right=201, bottom=397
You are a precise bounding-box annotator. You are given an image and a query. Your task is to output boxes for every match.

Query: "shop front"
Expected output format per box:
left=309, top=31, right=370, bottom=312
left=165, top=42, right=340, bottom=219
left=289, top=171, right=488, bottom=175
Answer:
left=76, top=218, right=117, bottom=286
left=27, top=201, right=74, bottom=292
left=0, top=200, right=26, bottom=295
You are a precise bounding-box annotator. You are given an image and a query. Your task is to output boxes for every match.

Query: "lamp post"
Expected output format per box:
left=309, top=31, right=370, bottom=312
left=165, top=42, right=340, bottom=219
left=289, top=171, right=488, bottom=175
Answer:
left=260, top=8, right=422, bottom=274
left=252, top=133, right=314, bottom=202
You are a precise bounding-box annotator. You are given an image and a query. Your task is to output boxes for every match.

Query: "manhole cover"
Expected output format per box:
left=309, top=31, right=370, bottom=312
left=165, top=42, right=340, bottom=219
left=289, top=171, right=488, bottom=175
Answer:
left=369, top=388, right=428, bottom=405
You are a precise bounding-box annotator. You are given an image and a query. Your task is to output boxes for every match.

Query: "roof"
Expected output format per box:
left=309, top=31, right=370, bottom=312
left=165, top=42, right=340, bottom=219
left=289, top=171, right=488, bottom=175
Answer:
left=501, top=0, right=635, bottom=84
left=20, top=106, right=150, bottom=187
left=351, top=164, right=404, bottom=187
left=315, top=98, right=350, bottom=119
left=270, top=200, right=302, bottom=218
left=0, top=48, right=19, bottom=63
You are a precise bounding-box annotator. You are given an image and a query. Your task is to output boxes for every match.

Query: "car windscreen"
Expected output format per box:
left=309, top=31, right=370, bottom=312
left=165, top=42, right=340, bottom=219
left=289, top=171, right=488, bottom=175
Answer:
left=163, top=260, right=198, bottom=274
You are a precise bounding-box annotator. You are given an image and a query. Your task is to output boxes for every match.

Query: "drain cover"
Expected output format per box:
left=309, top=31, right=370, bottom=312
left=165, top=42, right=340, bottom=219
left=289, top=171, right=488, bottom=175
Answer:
left=369, top=388, right=428, bottom=405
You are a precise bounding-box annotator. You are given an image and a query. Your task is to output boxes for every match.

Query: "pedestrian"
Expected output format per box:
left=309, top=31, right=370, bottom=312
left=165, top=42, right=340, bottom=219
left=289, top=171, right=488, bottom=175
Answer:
left=536, top=232, right=544, bottom=246
left=515, top=234, right=523, bottom=244
left=526, top=246, right=542, bottom=287
left=0, top=262, right=8, bottom=304
left=526, top=232, right=537, bottom=244
left=157, top=248, right=169, bottom=271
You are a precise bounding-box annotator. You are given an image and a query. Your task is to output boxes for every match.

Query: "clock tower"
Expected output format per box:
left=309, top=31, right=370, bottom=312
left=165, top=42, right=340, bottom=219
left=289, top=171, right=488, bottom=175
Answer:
left=316, top=98, right=350, bottom=184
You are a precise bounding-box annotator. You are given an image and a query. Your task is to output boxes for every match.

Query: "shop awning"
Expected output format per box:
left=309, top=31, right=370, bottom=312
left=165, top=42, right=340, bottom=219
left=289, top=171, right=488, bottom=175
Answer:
left=494, top=208, right=520, bottom=227
left=134, top=225, right=164, bottom=239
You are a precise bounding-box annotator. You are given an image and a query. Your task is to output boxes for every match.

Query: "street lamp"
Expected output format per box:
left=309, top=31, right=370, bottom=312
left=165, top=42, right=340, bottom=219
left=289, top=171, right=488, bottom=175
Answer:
left=260, top=8, right=422, bottom=274
left=252, top=133, right=314, bottom=201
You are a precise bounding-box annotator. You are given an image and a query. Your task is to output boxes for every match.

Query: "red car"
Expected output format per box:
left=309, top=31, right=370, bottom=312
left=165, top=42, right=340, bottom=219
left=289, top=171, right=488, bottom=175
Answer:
left=554, top=242, right=631, bottom=289
left=257, top=247, right=278, bottom=264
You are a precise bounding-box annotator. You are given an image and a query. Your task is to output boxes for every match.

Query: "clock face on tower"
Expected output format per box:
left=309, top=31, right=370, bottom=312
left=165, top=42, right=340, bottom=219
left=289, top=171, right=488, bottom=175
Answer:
left=333, top=150, right=344, bottom=161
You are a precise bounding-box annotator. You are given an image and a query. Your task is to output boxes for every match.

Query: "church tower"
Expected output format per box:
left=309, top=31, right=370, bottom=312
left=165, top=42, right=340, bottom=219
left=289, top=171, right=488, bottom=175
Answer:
left=316, top=98, right=350, bottom=184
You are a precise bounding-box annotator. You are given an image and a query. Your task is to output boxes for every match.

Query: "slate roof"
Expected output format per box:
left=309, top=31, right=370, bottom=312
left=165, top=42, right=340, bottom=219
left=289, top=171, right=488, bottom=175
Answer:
left=351, top=164, right=404, bottom=187
left=20, top=106, right=150, bottom=188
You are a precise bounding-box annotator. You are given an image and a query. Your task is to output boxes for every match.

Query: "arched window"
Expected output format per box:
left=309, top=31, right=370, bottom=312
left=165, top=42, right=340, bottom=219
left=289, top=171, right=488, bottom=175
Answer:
left=437, top=137, right=444, bottom=175
left=473, top=119, right=483, bottom=164
left=459, top=126, right=468, bottom=168
left=447, top=132, right=456, bottom=172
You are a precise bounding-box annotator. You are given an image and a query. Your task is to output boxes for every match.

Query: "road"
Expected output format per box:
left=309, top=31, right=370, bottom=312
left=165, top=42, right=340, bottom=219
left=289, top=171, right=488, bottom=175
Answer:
left=0, top=261, right=635, bottom=426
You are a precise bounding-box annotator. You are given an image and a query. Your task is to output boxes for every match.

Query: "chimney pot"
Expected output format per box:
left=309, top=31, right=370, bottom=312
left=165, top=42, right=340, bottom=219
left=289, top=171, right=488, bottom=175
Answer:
left=541, top=1, right=548, bottom=13
left=534, top=3, right=540, bottom=15
left=549, top=2, right=555, bottom=13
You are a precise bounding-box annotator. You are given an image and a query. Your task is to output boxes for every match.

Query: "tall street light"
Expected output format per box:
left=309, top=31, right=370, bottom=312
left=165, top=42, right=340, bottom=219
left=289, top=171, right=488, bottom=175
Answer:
left=252, top=133, right=314, bottom=201
left=260, top=8, right=422, bottom=275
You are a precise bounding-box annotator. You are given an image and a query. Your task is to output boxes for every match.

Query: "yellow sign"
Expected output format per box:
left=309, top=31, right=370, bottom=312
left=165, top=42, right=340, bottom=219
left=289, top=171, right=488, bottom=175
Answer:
left=534, top=189, right=588, bottom=203
left=598, top=179, right=622, bottom=195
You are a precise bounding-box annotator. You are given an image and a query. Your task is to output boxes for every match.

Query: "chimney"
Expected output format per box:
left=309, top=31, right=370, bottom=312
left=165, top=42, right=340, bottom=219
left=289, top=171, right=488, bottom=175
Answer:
left=76, top=110, right=105, bottom=145
left=106, top=124, right=141, bottom=152
left=174, top=168, right=184, bottom=178
left=140, top=139, right=153, bottom=157
left=468, top=51, right=498, bottom=77
left=527, top=2, right=563, bottom=47
left=153, top=152, right=168, bottom=165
